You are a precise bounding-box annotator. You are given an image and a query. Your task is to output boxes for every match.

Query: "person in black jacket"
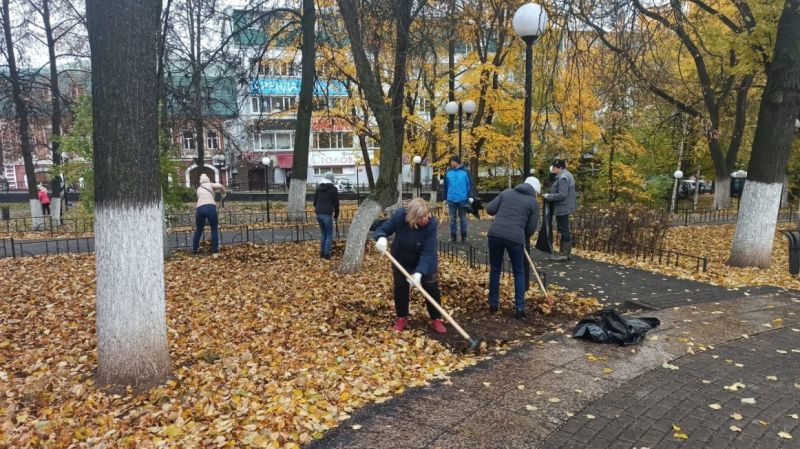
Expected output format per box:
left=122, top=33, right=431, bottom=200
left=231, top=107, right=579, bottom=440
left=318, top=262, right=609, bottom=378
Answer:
left=374, top=198, right=446, bottom=334
left=313, top=172, right=340, bottom=259
left=486, top=177, right=540, bottom=318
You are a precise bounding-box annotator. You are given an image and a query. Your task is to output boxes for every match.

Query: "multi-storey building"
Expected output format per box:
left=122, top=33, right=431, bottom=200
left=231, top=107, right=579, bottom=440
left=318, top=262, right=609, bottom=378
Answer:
left=222, top=6, right=381, bottom=191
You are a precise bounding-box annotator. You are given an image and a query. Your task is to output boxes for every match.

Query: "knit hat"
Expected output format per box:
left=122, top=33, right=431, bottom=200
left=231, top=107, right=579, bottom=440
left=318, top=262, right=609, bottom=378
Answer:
left=199, top=174, right=211, bottom=184
left=324, top=172, right=336, bottom=182
left=552, top=159, right=567, bottom=169
left=524, top=176, right=541, bottom=195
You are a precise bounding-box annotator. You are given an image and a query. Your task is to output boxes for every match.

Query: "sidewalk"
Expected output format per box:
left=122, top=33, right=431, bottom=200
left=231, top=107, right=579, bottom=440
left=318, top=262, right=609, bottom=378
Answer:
left=302, top=217, right=800, bottom=449
left=306, top=293, right=800, bottom=449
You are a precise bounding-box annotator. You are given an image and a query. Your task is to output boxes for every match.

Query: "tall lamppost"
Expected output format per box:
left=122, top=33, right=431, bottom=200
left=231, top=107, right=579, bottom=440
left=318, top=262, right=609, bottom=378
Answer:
left=672, top=169, right=684, bottom=213
left=262, top=156, right=271, bottom=223
left=513, top=3, right=548, bottom=177
left=445, top=99, right=476, bottom=160
left=412, top=155, right=422, bottom=198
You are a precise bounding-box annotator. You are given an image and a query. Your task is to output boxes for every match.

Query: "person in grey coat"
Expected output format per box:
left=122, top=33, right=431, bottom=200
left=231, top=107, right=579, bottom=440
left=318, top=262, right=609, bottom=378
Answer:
left=486, top=177, right=540, bottom=318
left=543, top=159, right=577, bottom=261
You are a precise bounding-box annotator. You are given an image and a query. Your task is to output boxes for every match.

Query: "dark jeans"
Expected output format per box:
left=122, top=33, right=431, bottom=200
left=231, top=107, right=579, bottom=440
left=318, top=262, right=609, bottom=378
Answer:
left=316, top=213, right=334, bottom=257
left=42, top=203, right=50, bottom=215
left=392, top=267, right=442, bottom=320
left=448, top=201, right=468, bottom=237
left=488, top=236, right=526, bottom=311
left=192, top=204, right=219, bottom=253
left=555, top=214, right=571, bottom=243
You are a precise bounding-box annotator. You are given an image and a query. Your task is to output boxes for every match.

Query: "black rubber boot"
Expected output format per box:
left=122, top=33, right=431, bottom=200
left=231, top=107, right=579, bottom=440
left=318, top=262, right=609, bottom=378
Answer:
left=549, top=241, right=572, bottom=261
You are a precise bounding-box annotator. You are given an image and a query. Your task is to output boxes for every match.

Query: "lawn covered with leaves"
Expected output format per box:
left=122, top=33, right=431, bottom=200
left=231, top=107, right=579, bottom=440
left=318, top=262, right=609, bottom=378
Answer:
left=1, top=241, right=598, bottom=448
left=576, top=223, right=800, bottom=290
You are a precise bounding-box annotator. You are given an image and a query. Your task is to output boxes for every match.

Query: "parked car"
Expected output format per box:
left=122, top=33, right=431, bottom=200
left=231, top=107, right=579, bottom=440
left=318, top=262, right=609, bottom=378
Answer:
left=334, top=178, right=353, bottom=191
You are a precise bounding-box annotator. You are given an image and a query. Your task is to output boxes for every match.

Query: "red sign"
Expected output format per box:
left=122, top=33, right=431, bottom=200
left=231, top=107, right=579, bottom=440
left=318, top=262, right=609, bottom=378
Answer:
left=311, top=117, right=351, bottom=132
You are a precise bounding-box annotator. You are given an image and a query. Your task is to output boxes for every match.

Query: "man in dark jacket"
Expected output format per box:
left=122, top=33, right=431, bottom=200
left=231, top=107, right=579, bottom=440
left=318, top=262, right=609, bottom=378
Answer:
left=543, top=159, right=577, bottom=261
left=486, top=177, right=540, bottom=318
left=313, top=172, right=340, bottom=259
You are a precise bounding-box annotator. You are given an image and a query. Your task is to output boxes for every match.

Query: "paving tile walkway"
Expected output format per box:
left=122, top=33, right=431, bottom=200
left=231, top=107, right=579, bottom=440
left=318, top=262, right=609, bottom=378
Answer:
left=306, top=292, right=800, bottom=448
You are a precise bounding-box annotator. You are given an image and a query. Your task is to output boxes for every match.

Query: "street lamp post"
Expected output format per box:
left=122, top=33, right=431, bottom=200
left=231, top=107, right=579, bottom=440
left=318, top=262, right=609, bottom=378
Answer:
left=514, top=3, right=547, bottom=292
left=445, top=100, right=476, bottom=160
left=262, top=156, right=272, bottom=223
left=412, top=155, right=422, bottom=198
left=672, top=169, right=684, bottom=213
left=513, top=3, right=548, bottom=177
left=355, top=156, right=362, bottom=205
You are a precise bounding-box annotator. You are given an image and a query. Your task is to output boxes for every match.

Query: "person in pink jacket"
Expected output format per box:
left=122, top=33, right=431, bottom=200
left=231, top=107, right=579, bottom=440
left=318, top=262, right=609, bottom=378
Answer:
left=38, top=185, right=50, bottom=215
left=192, top=174, right=226, bottom=254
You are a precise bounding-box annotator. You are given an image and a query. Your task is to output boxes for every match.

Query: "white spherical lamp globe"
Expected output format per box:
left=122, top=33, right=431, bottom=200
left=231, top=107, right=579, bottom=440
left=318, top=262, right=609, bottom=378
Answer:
left=673, top=170, right=684, bottom=179
left=445, top=101, right=459, bottom=115
left=462, top=100, right=477, bottom=114
left=261, top=156, right=271, bottom=166
left=513, top=3, right=548, bottom=38
left=412, top=155, right=422, bottom=164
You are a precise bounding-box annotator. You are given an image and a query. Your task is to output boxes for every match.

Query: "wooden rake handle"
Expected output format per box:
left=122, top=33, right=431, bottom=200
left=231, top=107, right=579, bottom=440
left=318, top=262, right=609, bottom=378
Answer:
left=382, top=250, right=474, bottom=343
left=524, top=248, right=549, bottom=297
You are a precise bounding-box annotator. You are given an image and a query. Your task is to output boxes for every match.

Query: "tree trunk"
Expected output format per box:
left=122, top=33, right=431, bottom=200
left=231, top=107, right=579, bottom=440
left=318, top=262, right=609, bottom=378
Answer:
left=2, top=0, right=38, bottom=227
left=41, top=0, right=64, bottom=224
left=713, top=176, right=731, bottom=210
left=692, top=165, right=701, bottom=211
left=335, top=0, right=409, bottom=273
left=729, top=0, right=800, bottom=269
left=358, top=134, right=374, bottom=188
left=288, top=0, right=315, bottom=221
left=87, top=0, right=171, bottom=390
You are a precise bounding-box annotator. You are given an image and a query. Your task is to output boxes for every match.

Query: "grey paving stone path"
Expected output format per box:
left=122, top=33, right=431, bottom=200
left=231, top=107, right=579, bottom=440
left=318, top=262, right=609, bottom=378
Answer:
left=542, top=327, right=800, bottom=449
left=305, top=294, right=800, bottom=449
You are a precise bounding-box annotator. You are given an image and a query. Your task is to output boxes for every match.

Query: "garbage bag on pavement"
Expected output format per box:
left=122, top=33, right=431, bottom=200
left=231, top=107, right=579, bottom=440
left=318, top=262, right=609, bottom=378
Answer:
left=573, top=308, right=660, bottom=346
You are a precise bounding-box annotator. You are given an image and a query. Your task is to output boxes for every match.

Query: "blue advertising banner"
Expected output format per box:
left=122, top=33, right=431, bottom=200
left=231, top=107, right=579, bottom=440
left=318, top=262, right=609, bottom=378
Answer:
left=250, top=78, right=349, bottom=96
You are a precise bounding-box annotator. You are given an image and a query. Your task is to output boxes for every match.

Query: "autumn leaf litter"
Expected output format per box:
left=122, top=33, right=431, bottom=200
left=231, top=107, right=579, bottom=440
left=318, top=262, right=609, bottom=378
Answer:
left=0, top=241, right=598, bottom=447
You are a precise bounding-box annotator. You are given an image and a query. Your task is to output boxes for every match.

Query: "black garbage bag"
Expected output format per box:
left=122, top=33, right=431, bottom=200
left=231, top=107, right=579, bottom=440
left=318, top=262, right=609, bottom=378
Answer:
left=370, top=218, right=388, bottom=232
left=535, top=202, right=553, bottom=254
left=466, top=197, right=484, bottom=219
left=573, top=308, right=660, bottom=346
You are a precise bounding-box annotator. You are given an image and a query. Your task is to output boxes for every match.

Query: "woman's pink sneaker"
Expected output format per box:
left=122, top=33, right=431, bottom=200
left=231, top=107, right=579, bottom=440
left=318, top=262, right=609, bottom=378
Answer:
left=393, top=317, right=408, bottom=332
left=430, top=319, right=447, bottom=334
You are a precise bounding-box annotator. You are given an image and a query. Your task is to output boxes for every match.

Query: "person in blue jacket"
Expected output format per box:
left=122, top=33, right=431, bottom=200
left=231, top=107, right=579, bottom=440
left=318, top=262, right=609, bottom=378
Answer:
left=442, top=155, right=472, bottom=242
left=374, top=198, right=446, bottom=334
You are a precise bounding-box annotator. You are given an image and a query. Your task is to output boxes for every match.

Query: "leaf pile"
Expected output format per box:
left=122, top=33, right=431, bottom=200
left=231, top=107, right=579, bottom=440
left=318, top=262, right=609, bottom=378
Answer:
left=575, top=223, right=800, bottom=290
left=0, top=242, right=598, bottom=447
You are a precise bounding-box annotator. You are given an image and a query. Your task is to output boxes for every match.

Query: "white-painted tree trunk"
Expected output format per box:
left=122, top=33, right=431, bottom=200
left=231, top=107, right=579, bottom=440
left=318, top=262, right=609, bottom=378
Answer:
left=30, top=199, right=44, bottom=229
left=713, top=176, right=731, bottom=209
left=728, top=181, right=783, bottom=268
left=430, top=187, right=438, bottom=204
left=338, top=198, right=382, bottom=273
left=287, top=179, right=308, bottom=221
left=50, top=196, right=62, bottom=225
left=95, top=203, right=171, bottom=390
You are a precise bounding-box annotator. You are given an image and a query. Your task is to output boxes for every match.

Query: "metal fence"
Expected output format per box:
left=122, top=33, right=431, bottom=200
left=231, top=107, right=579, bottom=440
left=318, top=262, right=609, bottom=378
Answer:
left=572, top=233, right=708, bottom=272
left=668, top=204, right=798, bottom=227
left=0, top=216, right=95, bottom=236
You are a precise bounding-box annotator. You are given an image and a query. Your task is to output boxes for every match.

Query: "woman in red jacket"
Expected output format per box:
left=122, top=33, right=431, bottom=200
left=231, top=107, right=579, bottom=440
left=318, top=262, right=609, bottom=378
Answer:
left=38, top=185, right=50, bottom=215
